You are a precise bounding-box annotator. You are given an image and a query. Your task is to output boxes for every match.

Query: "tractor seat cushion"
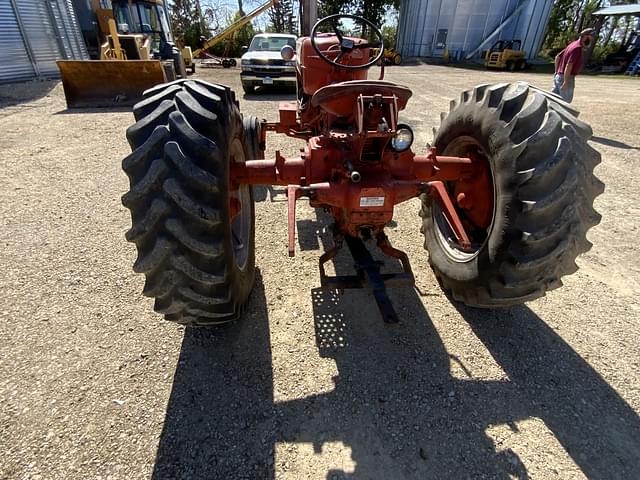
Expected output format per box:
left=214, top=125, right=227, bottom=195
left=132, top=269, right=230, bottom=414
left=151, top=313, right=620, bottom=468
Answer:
left=310, top=80, right=413, bottom=117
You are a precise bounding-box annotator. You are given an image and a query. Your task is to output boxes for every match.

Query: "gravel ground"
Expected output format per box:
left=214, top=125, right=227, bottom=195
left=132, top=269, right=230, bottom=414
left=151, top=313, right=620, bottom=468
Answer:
left=1, top=63, right=639, bottom=480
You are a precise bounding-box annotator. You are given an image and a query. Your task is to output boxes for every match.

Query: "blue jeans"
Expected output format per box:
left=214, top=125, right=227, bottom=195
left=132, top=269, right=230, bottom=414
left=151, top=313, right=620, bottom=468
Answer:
left=551, top=73, right=575, bottom=103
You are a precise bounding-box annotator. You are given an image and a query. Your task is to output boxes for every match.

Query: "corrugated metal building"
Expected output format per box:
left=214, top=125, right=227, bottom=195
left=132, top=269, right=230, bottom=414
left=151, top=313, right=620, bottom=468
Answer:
left=397, top=0, right=555, bottom=60
left=0, top=0, right=87, bottom=84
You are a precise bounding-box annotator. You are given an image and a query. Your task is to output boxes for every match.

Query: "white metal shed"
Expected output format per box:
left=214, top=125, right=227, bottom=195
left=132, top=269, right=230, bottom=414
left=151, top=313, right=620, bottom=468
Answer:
left=396, top=0, right=555, bottom=61
left=0, top=0, right=87, bottom=84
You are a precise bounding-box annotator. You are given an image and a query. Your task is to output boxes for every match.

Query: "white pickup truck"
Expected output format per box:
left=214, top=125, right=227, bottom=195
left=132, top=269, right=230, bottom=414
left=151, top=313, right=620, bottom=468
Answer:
left=240, top=33, right=297, bottom=93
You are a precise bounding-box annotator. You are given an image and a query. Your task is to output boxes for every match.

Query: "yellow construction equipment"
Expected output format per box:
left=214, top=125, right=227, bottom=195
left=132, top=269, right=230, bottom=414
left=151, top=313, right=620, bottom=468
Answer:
left=58, top=0, right=181, bottom=108
left=371, top=47, right=402, bottom=66
left=484, top=40, right=527, bottom=71
left=57, top=59, right=167, bottom=107
left=59, top=0, right=278, bottom=106
left=182, top=0, right=278, bottom=70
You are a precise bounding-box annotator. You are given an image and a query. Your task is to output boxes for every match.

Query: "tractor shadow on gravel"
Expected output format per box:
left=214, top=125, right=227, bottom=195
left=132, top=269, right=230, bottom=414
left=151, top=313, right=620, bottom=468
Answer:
left=590, top=135, right=640, bottom=151
left=53, top=106, right=134, bottom=115
left=242, top=87, right=297, bottom=100
left=153, top=220, right=640, bottom=479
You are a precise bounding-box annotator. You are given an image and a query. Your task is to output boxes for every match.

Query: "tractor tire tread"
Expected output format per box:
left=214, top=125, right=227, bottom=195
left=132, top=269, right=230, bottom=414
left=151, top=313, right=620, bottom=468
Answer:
left=422, top=82, right=602, bottom=307
left=122, top=79, right=254, bottom=325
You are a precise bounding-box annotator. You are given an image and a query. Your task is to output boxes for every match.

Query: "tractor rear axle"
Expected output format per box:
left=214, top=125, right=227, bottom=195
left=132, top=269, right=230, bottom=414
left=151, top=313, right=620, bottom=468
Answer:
left=230, top=147, right=474, bottom=186
left=230, top=146, right=476, bottom=252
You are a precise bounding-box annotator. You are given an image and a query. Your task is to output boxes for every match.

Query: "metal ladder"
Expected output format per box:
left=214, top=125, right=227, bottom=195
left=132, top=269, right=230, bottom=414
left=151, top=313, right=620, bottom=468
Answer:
left=625, top=50, right=640, bottom=75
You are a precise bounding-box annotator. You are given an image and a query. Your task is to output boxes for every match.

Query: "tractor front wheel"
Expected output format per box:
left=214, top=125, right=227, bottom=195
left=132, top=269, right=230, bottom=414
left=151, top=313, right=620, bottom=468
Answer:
left=421, top=82, right=603, bottom=307
left=122, top=79, right=256, bottom=325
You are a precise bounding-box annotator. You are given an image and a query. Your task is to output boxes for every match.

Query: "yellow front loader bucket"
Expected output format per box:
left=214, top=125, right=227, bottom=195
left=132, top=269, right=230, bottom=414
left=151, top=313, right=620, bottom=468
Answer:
left=57, top=60, right=167, bottom=108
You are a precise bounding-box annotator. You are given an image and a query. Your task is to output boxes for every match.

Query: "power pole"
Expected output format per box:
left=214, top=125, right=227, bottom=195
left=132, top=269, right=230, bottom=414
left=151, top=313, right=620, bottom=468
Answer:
left=300, top=0, right=317, bottom=35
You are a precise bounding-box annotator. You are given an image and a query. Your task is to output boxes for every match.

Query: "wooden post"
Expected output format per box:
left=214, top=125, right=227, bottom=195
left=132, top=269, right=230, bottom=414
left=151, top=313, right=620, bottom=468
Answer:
left=300, top=0, right=317, bottom=36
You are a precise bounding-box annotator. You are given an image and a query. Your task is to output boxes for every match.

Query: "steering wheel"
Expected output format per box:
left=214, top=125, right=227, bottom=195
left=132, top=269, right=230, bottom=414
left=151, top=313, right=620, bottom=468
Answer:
left=310, top=14, right=384, bottom=70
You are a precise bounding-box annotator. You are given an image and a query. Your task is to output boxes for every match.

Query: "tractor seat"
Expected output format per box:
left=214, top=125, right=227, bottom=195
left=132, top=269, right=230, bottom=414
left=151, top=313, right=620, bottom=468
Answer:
left=310, top=80, right=412, bottom=118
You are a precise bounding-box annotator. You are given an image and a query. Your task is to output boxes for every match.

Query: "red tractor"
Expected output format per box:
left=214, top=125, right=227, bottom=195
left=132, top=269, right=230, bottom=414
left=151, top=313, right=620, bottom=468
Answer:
left=121, top=14, right=603, bottom=325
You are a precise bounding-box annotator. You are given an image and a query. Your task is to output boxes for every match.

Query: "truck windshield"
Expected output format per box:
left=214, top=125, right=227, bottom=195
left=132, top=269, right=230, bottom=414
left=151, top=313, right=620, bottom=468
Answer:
left=249, top=36, right=296, bottom=52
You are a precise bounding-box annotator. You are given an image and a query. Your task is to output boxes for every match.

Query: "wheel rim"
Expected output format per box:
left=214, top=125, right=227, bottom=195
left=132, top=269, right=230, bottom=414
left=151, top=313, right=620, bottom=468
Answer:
left=229, top=138, right=251, bottom=270
left=432, top=136, right=495, bottom=262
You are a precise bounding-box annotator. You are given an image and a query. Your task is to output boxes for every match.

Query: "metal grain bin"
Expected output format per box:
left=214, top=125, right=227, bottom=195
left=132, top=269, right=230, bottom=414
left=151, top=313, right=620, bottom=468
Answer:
left=397, top=0, right=554, bottom=61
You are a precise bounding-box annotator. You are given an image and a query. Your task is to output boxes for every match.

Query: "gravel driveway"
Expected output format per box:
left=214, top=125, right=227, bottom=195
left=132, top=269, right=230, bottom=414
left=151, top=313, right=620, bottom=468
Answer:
left=1, top=64, right=639, bottom=479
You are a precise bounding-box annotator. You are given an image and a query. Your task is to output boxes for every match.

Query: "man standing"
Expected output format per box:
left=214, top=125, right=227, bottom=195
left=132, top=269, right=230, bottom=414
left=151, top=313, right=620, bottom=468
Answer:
left=552, top=28, right=595, bottom=103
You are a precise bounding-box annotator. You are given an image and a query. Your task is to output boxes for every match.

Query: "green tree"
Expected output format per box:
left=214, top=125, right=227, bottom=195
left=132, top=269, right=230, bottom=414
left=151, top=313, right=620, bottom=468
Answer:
left=318, top=0, right=398, bottom=27
left=542, top=0, right=637, bottom=64
left=318, top=0, right=344, bottom=18
left=543, top=0, right=580, bottom=53
left=268, top=0, right=297, bottom=34
left=381, top=24, right=396, bottom=49
left=171, top=0, right=211, bottom=48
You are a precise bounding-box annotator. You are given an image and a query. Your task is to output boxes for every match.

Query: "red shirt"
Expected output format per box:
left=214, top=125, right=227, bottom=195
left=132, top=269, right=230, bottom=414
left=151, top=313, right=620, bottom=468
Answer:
left=556, top=39, right=583, bottom=76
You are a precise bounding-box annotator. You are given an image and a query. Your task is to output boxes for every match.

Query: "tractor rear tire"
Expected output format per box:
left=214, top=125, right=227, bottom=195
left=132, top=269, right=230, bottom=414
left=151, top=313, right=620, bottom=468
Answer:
left=122, top=79, right=256, bottom=325
left=420, top=82, right=603, bottom=307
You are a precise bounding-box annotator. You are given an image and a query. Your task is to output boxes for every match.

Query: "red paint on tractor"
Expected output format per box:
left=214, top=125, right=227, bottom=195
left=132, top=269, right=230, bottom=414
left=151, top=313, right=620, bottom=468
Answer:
left=453, top=154, right=494, bottom=230
left=230, top=15, right=476, bottom=255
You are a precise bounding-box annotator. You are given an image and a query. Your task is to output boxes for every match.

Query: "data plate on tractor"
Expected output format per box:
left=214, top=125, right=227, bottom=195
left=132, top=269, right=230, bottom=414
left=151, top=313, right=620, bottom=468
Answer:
left=360, top=196, right=385, bottom=207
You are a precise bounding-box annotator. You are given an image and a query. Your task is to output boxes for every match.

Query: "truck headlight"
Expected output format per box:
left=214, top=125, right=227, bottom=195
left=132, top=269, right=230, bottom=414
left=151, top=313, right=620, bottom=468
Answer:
left=241, top=59, right=251, bottom=66
left=391, top=124, right=414, bottom=152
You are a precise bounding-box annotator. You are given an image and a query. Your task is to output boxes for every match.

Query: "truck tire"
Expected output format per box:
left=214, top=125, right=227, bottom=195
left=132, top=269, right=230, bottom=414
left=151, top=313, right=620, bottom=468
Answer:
left=243, top=115, right=264, bottom=160
left=241, top=81, right=254, bottom=94
left=420, top=82, right=603, bottom=307
left=122, top=79, right=256, bottom=325
left=173, top=51, right=188, bottom=78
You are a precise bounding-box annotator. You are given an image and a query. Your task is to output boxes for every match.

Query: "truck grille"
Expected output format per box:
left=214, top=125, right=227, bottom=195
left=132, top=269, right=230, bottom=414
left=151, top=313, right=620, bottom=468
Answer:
left=253, top=67, right=284, bottom=73
left=251, top=59, right=286, bottom=66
